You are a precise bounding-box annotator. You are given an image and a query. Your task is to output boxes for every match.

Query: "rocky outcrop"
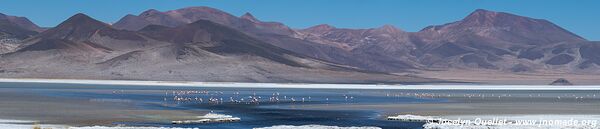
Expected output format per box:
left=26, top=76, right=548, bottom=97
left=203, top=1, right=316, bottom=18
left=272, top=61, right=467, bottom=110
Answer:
left=549, top=78, right=573, bottom=85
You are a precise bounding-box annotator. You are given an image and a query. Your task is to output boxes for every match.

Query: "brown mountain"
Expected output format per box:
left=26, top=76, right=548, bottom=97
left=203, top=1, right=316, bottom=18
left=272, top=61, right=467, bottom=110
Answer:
left=412, top=9, right=589, bottom=71
left=298, top=9, right=592, bottom=74
left=114, top=7, right=594, bottom=74
left=0, top=13, right=432, bottom=84
left=0, top=13, right=42, bottom=54
left=298, top=24, right=419, bottom=72
left=113, top=7, right=378, bottom=73
left=138, top=19, right=340, bottom=69
left=418, top=9, right=585, bottom=44
left=112, top=7, right=295, bottom=36
left=15, top=13, right=149, bottom=53
left=0, top=13, right=43, bottom=32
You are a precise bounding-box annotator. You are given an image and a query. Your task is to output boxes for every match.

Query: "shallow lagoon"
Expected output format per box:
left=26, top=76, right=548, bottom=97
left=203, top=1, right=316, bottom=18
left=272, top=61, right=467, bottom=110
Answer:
left=1, top=82, right=599, bottom=129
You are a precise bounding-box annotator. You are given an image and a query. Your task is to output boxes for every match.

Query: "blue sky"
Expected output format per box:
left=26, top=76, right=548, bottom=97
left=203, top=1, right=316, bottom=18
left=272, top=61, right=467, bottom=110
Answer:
left=1, top=0, right=598, bottom=40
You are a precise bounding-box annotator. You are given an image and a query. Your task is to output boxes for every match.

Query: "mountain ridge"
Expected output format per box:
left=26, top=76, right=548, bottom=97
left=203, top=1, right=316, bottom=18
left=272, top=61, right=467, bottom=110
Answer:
left=0, top=13, right=43, bottom=54
left=0, top=13, right=428, bottom=84
left=1, top=7, right=598, bottom=84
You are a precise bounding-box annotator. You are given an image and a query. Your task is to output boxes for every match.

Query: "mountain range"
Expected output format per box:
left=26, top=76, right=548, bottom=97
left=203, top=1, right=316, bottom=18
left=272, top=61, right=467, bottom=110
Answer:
left=0, top=7, right=598, bottom=83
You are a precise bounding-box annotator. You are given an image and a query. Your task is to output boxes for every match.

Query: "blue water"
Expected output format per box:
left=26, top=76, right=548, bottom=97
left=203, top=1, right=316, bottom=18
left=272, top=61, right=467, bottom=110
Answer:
left=0, top=82, right=443, bottom=128
left=5, top=82, right=598, bottom=128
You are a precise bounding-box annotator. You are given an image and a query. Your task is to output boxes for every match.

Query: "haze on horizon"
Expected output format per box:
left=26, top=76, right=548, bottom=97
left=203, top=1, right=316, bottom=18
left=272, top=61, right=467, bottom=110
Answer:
left=0, top=0, right=598, bottom=40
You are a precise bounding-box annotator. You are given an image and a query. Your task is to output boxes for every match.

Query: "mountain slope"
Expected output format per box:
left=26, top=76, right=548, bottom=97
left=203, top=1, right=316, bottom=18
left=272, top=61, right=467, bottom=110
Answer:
left=0, top=13, right=434, bottom=84
left=138, top=19, right=348, bottom=69
left=113, top=7, right=295, bottom=36
left=3, top=8, right=596, bottom=83
left=418, top=9, right=585, bottom=44
left=113, top=6, right=379, bottom=72
left=298, top=24, right=420, bottom=72
left=114, top=7, right=595, bottom=74
left=0, top=13, right=43, bottom=32
left=411, top=9, right=589, bottom=71
left=297, top=9, right=592, bottom=74
left=0, top=13, right=42, bottom=54
left=14, top=13, right=149, bottom=53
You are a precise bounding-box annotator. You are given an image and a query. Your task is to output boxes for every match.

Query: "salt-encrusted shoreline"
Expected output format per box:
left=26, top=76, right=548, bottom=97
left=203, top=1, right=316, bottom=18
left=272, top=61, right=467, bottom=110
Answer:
left=385, top=115, right=600, bottom=129
left=0, top=119, right=194, bottom=129
left=423, top=123, right=600, bottom=129
left=0, top=119, right=378, bottom=129
left=0, top=119, right=65, bottom=129
left=253, top=125, right=382, bottom=129
left=1, top=78, right=600, bottom=90
left=0, top=124, right=380, bottom=129
left=0, top=124, right=197, bottom=129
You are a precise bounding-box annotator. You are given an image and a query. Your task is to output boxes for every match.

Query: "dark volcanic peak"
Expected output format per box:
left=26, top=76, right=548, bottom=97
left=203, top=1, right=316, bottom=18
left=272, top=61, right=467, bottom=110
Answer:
left=60, top=13, right=109, bottom=28
left=114, top=6, right=236, bottom=31
left=240, top=12, right=259, bottom=22
left=142, top=9, right=184, bottom=27
left=114, top=8, right=182, bottom=30
left=16, top=13, right=148, bottom=52
left=135, top=7, right=232, bottom=25
left=113, top=6, right=296, bottom=36
left=460, top=9, right=554, bottom=28
left=462, top=9, right=510, bottom=25
left=41, top=13, right=111, bottom=40
left=0, top=12, right=43, bottom=32
left=0, top=14, right=39, bottom=39
left=420, top=9, right=586, bottom=44
left=166, top=6, right=237, bottom=23
left=140, top=9, right=162, bottom=16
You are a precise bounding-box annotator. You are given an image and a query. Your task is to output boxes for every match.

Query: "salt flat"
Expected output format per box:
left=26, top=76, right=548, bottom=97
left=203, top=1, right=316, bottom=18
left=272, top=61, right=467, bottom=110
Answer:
left=1, top=78, right=600, bottom=90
